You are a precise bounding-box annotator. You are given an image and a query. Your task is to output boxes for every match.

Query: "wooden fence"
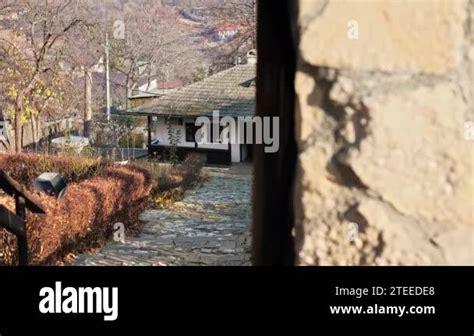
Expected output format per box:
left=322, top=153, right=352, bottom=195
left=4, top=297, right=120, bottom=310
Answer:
left=0, top=170, right=46, bottom=265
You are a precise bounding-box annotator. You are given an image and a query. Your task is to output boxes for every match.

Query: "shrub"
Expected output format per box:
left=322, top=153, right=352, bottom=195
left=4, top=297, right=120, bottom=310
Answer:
left=118, top=132, right=146, bottom=148
left=146, top=153, right=205, bottom=207
left=180, top=153, right=206, bottom=189
left=133, top=153, right=204, bottom=194
left=0, top=153, right=105, bottom=187
left=0, top=154, right=152, bottom=265
left=0, top=152, right=203, bottom=265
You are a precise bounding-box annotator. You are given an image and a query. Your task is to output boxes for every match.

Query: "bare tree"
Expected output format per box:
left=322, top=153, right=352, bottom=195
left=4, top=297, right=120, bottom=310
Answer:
left=63, top=2, right=102, bottom=138
left=107, top=1, right=200, bottom=106
left=0, top=0, right=85, bottom=152
left=0, top=0, right=16, bottom=13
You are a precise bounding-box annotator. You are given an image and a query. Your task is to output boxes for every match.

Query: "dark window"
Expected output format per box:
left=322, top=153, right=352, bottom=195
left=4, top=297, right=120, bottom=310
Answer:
left=185, top=123, right=198, bottom=142
left=168, top=117, right=183, bottom=126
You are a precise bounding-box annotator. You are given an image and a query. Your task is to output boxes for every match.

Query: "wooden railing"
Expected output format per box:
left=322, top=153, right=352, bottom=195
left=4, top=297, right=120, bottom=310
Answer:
left=0, top=170, right=46, bottom=266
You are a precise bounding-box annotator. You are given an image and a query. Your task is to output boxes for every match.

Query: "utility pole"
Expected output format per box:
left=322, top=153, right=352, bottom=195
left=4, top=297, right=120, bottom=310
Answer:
left=105, top=32, right=111, bottom=121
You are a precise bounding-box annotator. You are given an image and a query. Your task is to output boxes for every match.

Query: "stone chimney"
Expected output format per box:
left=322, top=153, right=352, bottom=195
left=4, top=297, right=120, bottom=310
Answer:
left=247, top=49, right=257, bottom=65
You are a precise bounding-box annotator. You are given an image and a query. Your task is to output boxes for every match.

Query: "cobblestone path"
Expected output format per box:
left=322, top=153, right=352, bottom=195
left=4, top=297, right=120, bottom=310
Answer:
left=73, top=166, right=252, bottom=266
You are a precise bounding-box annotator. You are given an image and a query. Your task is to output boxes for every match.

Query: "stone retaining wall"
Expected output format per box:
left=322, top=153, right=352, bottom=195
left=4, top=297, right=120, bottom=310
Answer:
left=0, top=116, right=77, bottom=151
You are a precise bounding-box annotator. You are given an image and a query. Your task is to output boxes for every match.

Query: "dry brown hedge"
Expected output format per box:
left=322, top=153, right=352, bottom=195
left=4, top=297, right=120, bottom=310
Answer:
left=0, top=153, right=152, bottom=265
left=0, top=153, right=105, bottom=185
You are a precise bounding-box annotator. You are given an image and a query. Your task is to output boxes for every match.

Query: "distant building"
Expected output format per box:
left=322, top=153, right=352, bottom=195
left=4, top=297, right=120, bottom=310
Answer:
left=128, top=79, right=184, bottom=109
left=127, top=51, right=257, bottom=166
left=215, top=23, right=241, bottom=42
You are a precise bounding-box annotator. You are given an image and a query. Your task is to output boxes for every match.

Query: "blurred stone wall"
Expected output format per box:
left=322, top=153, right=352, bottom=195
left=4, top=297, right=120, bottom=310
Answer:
left=294, top=0, right=473, bottom=265
left=0, top=117, right=77, bottom=151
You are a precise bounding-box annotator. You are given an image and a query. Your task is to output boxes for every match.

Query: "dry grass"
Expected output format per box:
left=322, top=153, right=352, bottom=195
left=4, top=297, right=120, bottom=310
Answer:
left=132, top=153, right=206, bottom=207
left=160, top=155, right=205, bottom=206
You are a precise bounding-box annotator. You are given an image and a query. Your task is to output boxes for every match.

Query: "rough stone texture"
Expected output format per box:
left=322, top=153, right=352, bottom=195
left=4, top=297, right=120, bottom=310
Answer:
left=299, top=0, right=468, bottom=74
left=295, top=0, right=473, bottom=265
left=73, top=167, right=252, bottom=266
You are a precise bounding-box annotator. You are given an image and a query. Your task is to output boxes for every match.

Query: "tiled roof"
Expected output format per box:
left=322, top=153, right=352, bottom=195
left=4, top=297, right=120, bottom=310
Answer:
left=130, top=64, right=256, bottom=118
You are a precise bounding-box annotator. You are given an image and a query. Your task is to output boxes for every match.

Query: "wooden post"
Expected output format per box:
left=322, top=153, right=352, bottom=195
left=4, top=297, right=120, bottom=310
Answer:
left=147, top=115, right=152, bottom=156
left=252, top=0, right=297, bottom=265
left=15, top=196, right=28, bottom=266
left=0, top=170, right=45, bottom=265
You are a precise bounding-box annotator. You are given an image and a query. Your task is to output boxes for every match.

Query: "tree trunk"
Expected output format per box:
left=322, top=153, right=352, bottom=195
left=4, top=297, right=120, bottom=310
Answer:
left=36, top=115, right=41, bottom=146
left=14, top=97, right=23, bottom=153
left=83, top=67, right=93, bottom=138
left=125, top=85, right=129, bottom=110
left=14, top=75, right=39, bottom=153
left=31, top=114, right=38, bottom=151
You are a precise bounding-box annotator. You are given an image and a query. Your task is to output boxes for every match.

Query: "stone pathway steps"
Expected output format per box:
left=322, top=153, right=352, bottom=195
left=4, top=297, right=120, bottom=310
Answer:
left=73, top=167, right=252, bottom=266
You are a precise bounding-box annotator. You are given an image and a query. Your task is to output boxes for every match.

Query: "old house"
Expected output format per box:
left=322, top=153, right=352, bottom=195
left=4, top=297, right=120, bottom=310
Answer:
left=128, top=79, right=183, bottom=109
left=128, top=50, right=257, bottom=165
